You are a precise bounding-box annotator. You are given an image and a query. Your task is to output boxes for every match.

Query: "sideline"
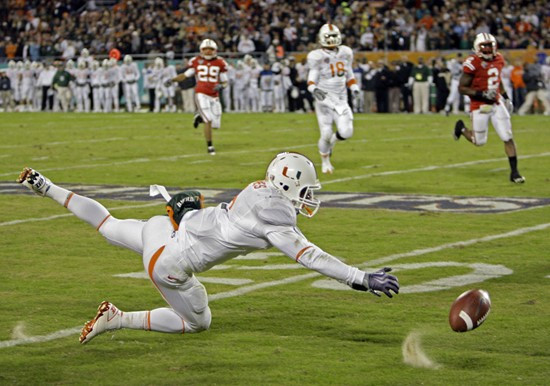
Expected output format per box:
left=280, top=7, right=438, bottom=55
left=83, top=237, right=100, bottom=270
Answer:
left=1, top=221, right=548, bottom=349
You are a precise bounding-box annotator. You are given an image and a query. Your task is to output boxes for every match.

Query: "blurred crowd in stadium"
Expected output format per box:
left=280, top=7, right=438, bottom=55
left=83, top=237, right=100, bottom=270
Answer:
left=0, top=0, right=549, bottom=114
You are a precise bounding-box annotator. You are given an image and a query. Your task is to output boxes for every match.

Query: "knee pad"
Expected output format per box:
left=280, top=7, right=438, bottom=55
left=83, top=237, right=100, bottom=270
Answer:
left=186, top=308, right=212, bottom=333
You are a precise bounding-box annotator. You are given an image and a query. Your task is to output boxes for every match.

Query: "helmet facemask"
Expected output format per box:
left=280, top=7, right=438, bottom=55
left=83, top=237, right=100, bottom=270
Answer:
left=474, top=33, right=497, bottom=60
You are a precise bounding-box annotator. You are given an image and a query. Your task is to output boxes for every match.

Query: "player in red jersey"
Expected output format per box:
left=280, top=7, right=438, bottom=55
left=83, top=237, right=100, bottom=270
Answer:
left=172, top=39, right=228, bottom=155
left=453, top=33, right=525, bottom=183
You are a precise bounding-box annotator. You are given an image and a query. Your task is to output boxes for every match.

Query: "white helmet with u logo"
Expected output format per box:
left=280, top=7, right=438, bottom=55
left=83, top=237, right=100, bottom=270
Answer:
left=266, top=152, right=321, bottom=217
left=318, top=23, right=342, bottom=48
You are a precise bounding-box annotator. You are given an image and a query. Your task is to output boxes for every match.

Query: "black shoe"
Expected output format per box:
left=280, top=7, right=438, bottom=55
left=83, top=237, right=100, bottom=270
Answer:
left=453, top=120, right=465, bottom=140
left=510, top=170, right=525, bottom=184
left=193, top=114, right=203, bottom=129
left=207, top=146, right=216, bottom=155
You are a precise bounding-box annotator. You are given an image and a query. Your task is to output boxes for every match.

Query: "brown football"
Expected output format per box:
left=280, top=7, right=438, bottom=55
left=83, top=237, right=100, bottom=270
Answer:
left=449, top=289, right=491, bottom=332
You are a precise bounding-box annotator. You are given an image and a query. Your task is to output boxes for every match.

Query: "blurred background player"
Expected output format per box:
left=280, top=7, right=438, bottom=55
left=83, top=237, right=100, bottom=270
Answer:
left=152, top=57, right=165, bottom=113
left=90, top=60, right=102, bottom=113
left=247, top=59, right=261, bottom=112
left=233, top=60, right=248, bottom=112
left=100, top=59, right=112, bottom=112
left=307, top=23, right=360, bottom=174
left=6, top=61, right=20, bottom=110
left=20, top=60, right=35, bottom=112
left=453, top=33, right=525, bottom=183
left=171, top=39, right=228, bottom=155
left=259, top=62, right=274, bottom=112
left=121, top=55, right=141, bottom=113
left=74, top=59, right=91, bottom=112
left=271, top=61, right=286, bottom=113
left=444, top=53, right=463, bottom=115
left=107, top=58, right=121, bottom=113
left=162, top=60, right=177, bottom=112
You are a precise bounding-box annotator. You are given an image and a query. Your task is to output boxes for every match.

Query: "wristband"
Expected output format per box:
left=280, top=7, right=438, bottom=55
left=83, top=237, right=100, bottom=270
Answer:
left=501, top=92, right=509, bottom=100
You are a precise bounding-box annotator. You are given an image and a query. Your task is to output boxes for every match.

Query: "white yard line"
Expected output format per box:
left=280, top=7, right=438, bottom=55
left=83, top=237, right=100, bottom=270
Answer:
left=1, top=221, right=548, bottom=349
left=323, top=152, right=550, bottom=185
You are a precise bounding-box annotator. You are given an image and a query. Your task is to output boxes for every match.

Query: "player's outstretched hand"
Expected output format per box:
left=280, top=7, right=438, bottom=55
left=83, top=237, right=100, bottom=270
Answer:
left=365, top=267, right=399, bottom=298
left=312, top=88, right=327, bottom=101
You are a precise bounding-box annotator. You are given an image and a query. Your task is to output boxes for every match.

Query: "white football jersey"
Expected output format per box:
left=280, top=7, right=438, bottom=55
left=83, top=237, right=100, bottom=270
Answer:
left=121, top=63, right=140, bottom=82
left=173, top=181, right=365, bottom=288
left=307, top=45, right=355, bottom=95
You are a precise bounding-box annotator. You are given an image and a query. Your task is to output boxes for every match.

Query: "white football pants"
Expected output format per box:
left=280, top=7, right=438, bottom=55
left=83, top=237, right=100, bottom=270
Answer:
left=44, top=184, right=211, bottom=335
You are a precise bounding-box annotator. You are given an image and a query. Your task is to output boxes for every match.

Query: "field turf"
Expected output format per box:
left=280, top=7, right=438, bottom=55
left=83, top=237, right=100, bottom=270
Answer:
left=0, top=112, right=549, bottom=385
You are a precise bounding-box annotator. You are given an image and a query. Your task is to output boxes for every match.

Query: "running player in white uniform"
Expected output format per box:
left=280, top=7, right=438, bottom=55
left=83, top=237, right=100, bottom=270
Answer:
left=121, top=55, right=141, bottom=112
left=161, top=62, right=177, bottom=112
left=307, top=24, right=360, bottom=174
left=444, top=54, right=463, bottom=115
left=17, top=152, right=399, bottom=344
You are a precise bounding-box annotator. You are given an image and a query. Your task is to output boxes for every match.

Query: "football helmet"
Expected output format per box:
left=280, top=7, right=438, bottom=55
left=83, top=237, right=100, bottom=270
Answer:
left=473, top=33, right=497, bottom=60
left=266, top=152, right=321, bottom=217
left=154, top=57, right=164, bottom=69
left=77, top=59, right=86, bottom=69
left=102, top=58, right=109, bottom=69
left=8, top=60, right=16, bottom=69
left=199, top=39, right=217, bottom=60
left=81, top=48, right=89, bottom=58
left=108, top=57, right=117, bottom=67
left=123, top=55, right=132, bottom=64
left=318, top=23, right=342, bottom=48
left=66, top=59, right=75, bottom=70
left=91, top=60, right=99, bottom=70
left=24, top=60, right=31, bottom=70
left=16, top=61, right=23, bottom=70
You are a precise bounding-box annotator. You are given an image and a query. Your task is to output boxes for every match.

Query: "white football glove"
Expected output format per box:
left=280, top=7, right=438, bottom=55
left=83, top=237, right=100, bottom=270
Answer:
left=481, top=89, right=497, bottom=102
left=503, top=98, right=513, bottom=114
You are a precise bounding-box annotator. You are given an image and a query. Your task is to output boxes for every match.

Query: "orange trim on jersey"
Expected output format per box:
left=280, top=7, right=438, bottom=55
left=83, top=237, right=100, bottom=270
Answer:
left=295, top=246, right=312, bottom=261
left=227, top=193, right=239, bottom=210
left=96, top=214, right=111, bottom=231
left=346, top=79, right=357, bottom=87
left=63, top=192, right=74, bottom=208
left=148, top=245, right=166, bottom=281
left=146, top=311, right=151, bottom=331
left=166, top=206, right=179, bottom=231
left=307, top=81, right=315, bottom=86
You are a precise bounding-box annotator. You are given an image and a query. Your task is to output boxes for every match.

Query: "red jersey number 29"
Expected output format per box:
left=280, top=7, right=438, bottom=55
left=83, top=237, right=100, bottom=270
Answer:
left=197, top=65, right=220, bottom=83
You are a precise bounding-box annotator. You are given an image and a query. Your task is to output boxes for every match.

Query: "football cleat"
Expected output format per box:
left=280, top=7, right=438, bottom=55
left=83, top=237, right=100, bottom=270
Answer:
left=321, top=156, right=334, bottom=174
left=207, top=146, right=216, bottom=155
left=510, top=171, right=525, bottom=184
left=193, top=114, right=203, bottom=129
left=17, top=167, right=51, bottom=196
left=453, top=120, right=465, bottom=140
left=80, top=301, right=122, bottom=344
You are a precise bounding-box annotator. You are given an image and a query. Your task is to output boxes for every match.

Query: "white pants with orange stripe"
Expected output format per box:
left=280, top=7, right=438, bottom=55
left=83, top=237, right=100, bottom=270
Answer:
left=47, top=184, right=211, bottom=335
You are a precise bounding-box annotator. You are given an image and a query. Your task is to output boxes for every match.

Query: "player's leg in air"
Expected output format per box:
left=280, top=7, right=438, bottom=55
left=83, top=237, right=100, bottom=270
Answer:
left=17, top=168, right=212, bottom=344
left=453, top=103, right=524, bottom=183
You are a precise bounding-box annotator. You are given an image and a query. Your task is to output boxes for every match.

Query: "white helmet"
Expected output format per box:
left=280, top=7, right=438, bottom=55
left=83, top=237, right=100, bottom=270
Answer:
left=266, top=152, right=321, bottom=217
left=102, top=58, right=109, bottom=69
left=77, top=59, right=86, bottom=69
left=16, top=61, right=23, bottom=70
left=81, top=48, right=89, bottom=58
left=123, top=54, right=133, bottom=64
left=8, top=60, right=16, bottom=69
left=108, top=57, right=117, bottom=67
left=473, top=33, right=497, bottom=60
left=154, top=57, right=164, bottom=69
left=66, top=59, right=75, bottom=70
left=318, top=23, right=342, bottom=48
left=91, top=60, right=99, bottom=70
left=199, top=39, right=218, bottom=60
left=24, top=60, right=31, bottom=70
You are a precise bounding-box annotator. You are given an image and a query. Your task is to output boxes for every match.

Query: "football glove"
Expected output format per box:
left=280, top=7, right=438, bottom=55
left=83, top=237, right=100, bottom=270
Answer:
left=352, top=89, right=361, bottom=97
left=481, top=89, right=497, bottom=102
left=352, top=267, right=399, bottom=298
left=312, top=88, right=327, bottom=101
left=503, top=98, right=513, bottom=114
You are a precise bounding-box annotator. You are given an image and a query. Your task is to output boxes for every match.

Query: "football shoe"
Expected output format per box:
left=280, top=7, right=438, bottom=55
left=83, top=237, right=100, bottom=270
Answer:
left=79, top=301, right=122, bottom=344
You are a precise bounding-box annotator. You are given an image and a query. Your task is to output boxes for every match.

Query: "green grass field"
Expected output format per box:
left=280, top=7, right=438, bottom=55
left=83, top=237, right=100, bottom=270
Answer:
left=1, top=112, right=549, bottom=385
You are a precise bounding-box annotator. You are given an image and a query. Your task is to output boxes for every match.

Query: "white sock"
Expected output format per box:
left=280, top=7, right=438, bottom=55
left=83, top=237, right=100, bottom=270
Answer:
left=122, top=308, right=185, bottom=333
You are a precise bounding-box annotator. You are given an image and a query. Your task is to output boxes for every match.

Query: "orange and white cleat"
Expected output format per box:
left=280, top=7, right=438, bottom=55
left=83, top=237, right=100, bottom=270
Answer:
left=79, top=301, right=122, bottom=344
left=17, top=167, right=51, bottom=196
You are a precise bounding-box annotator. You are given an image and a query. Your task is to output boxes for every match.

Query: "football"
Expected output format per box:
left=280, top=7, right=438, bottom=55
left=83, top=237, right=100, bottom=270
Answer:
left=449, top=289, right=491, bottom=332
